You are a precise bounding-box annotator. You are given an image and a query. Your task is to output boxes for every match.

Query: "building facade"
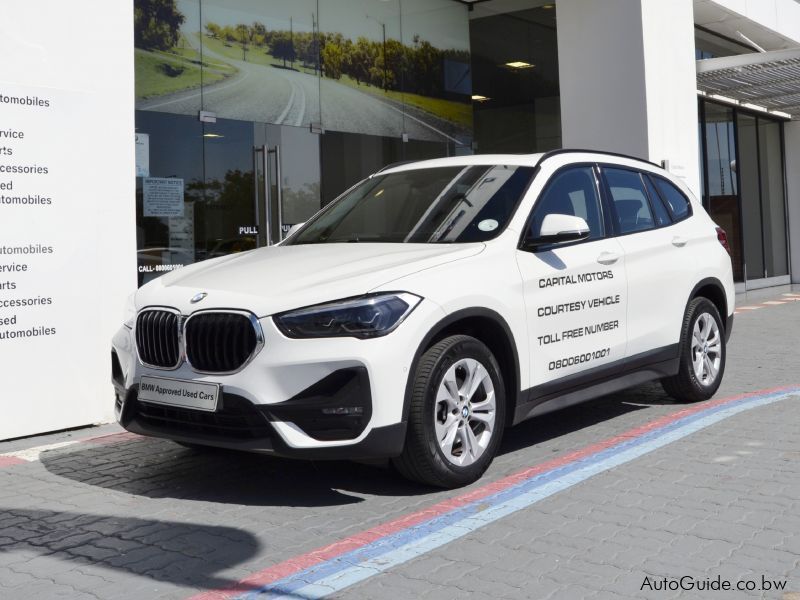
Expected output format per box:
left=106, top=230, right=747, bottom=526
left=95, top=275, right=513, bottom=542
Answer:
left=1, top=0, right=799, bottom=439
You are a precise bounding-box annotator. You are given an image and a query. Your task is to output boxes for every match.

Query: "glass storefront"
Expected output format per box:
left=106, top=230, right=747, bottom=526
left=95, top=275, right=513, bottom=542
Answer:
left=134, top=0, right=475, bottom=282
left=469, top=2, right=561, bottom=153
left=698, top=99, right=789, bottom=285
left=134, top=2, right=790, bottom=290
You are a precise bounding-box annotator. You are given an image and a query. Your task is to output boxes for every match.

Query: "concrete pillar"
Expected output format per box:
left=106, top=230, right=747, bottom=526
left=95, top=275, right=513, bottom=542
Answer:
left=556, top=0, right=701, bottom=196
left=785, top=121, right=800, bottom=284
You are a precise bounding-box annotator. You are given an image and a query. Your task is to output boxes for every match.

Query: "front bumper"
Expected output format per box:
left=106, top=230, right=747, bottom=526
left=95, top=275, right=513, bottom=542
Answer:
left=111, top=299, right=445, bottom=458
left=116, top=385, right=406, bottom=459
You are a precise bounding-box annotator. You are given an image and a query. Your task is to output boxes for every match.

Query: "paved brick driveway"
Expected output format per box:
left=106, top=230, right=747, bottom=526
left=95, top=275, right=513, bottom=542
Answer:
left=1, top=287, right=799, bottom=599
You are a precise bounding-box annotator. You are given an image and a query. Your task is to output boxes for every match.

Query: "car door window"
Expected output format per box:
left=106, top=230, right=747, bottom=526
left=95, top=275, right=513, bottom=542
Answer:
left=604, top=167, right=655, bottom=234
left=651, top=175, right=692, bottom=221
left=529, top=166, right=604, bottom=240
left=642, top=173, right=672, bottom=227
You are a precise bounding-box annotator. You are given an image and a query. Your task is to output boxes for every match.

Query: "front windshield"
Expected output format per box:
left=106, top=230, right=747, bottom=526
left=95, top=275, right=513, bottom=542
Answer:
left=289, top=165, right=536, bottom=245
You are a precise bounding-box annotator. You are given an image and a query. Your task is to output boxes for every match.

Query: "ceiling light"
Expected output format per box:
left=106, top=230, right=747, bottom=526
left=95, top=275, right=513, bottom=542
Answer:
left=472, top=94, right=491, bottom=102
left=771, top=110, right=792, bottom=119
left=203, top=133, right=224, bottom=138
left=542, top=3, right=555, bottom=8
left=505, top=61, right=535, bottom=69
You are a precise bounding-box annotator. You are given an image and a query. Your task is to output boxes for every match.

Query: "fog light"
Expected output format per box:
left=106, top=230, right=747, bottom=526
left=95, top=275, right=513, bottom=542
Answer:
left=321, top=406, right=364, bottom=416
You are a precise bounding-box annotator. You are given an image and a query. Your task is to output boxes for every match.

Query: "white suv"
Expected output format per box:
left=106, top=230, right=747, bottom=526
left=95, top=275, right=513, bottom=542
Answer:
left=112, top=150, right=734, bottom=488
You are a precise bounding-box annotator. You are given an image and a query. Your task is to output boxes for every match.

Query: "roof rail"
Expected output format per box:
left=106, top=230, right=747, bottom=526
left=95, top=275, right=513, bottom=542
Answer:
left=535, top=148, right=662, bottom=169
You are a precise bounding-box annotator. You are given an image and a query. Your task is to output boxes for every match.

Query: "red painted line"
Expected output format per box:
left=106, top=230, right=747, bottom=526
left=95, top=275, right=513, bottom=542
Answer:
left=0, top=456, right=27, bottom=468
left=83, top=432, right=141, bottom=445
left=188, top=383, right=798, bottom=600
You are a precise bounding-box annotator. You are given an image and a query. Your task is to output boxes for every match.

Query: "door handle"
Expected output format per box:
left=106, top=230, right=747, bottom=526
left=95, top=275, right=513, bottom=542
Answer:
left=672, top=236, right=688, bottom=248
left=596, top=251, right=620, bottom=265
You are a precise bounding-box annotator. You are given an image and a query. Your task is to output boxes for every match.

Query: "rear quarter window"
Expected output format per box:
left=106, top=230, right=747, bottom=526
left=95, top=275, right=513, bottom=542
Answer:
left=651, top=176, right=692, bottom=222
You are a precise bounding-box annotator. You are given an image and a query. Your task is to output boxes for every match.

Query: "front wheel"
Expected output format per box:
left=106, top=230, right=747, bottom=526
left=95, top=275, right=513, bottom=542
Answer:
left=393, top=335, right=506, bottom=488
left=661, top=297, right=726, bottom=403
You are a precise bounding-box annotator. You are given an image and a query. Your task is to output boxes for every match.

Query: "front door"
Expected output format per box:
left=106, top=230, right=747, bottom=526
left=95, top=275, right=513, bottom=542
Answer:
left=516, top=165, right=628, bottom=394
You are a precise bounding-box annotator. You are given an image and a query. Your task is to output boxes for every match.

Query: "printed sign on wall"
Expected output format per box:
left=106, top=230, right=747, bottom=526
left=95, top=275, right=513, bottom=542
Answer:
left=143, top=177, right=184, bottom=217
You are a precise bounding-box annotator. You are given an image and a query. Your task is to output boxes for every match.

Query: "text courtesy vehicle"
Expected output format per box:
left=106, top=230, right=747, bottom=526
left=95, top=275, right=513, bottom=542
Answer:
left=111, top=150, right=735, bottom=488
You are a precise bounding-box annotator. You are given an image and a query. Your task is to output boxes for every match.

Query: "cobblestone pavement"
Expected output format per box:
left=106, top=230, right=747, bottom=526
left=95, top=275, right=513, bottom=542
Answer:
left=1, top=286, right=799, bottom=599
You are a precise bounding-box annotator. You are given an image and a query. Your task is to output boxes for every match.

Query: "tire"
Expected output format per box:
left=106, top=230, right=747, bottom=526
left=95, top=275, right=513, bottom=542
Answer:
left=661, top=297, right=726, bottom=403
left=393, top=335, right=506, bottom=488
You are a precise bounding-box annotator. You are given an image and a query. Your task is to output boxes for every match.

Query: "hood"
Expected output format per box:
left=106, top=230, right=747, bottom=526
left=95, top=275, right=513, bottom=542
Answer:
left=135, top=242, right=484, bottom=316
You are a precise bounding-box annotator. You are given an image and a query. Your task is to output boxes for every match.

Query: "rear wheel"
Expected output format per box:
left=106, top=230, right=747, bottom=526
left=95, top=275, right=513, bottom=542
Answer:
left=661, top=297, right=726, bottom=403
left=393, top=335, right=506, bottom=488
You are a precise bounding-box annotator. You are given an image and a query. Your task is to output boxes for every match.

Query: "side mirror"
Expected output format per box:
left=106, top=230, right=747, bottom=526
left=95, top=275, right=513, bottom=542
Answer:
left=524, top=214, right=590, bottom=249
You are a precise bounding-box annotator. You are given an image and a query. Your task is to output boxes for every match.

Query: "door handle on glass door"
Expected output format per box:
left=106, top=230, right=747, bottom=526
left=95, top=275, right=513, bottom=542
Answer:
left=597, top=251, right=620, bottom=265
left=672, top=236, right=688, bottom=247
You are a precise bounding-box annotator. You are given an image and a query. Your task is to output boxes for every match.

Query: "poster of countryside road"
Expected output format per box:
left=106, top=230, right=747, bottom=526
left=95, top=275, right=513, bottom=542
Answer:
left=134, top=0, right=473, bottom=145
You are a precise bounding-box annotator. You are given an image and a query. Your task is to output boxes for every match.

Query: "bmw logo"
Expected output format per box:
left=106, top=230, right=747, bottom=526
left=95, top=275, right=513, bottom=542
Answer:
left=190, top=292, right=208, bottom=304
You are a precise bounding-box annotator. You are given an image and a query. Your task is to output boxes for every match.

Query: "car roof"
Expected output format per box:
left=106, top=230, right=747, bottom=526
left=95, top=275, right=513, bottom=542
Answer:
left=377, top=149, right=662, bottom=176
left=375, top=149, right=698, bottom=205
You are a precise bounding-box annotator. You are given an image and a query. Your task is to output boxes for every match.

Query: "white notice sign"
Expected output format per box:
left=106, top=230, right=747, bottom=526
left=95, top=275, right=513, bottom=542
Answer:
left=143, top=177, right=184, bottom=217
left=135, top=133, right=149, bottom=178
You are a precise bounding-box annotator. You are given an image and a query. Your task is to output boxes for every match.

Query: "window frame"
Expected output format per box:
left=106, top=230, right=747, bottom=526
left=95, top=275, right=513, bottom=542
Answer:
left=598, top=163, right=673, bottom=237
left=518, top=162, right=609, bottom=253
left=640, top=171, right=674, bottom=228
left=647, top=173, right=694, bottom=223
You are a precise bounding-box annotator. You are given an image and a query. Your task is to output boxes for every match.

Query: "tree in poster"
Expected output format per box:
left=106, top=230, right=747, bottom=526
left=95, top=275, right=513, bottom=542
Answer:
left=270, top=32, right=296, bottom=68
left=235, top=24, right=250, bottom=60
left=134, top=0, right=185, bottom=51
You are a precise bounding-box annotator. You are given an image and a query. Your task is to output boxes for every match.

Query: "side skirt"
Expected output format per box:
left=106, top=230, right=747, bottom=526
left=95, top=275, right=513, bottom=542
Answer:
left=512, top=344, right=680, bottom=425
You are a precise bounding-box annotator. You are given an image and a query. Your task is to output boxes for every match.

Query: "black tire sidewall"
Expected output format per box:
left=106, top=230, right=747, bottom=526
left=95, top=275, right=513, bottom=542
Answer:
left=419, top=336, right=506, bottom=483
left=683, top=298, right=726, bottom=396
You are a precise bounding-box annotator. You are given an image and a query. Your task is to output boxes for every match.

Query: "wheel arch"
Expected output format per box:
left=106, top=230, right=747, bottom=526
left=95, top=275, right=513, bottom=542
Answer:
left=403, top=308, right=522, bottom=428
left=688, top=277, right=730, bottom=334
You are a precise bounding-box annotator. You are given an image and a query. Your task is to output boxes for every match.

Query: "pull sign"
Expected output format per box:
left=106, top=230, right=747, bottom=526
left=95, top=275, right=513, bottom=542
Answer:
left=199, top=110, right=217, bottom=123
left=239, top=226, right=258, bottom=235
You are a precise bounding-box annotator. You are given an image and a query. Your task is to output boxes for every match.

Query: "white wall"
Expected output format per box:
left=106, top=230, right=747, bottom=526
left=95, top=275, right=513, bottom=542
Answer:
left=0, top=1, right=136, bottom=439
left=557, top=0, right=701, bottom=196
left=786, top=121, right=800, bottom=284
left=699, top=0, right=800, bottom=46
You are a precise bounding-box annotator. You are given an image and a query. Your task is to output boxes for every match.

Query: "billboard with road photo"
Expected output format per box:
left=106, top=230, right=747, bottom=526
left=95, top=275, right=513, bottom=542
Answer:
left=134, top=0, right=473, bottom=145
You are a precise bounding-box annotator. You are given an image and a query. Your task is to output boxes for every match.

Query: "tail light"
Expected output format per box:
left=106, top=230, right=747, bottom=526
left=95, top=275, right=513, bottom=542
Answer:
left=716, top=227, right=731, bottom=255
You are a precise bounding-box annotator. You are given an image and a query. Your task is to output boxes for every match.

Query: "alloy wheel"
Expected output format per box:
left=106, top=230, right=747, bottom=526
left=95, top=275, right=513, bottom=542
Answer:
left=691, top=312, right=722, bottom=386
left=433, top=358, right=496, bottom=467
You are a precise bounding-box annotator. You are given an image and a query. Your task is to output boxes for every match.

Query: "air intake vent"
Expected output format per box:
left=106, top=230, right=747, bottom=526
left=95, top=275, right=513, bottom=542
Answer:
left=135, top=310, right=181, bottom=369
left=185, top=312, right=260, bottom=373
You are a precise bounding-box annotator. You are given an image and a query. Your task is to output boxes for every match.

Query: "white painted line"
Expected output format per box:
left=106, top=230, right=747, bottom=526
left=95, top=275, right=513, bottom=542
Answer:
left=379, top=100, right=462, bottom=144
left=142, top=68, right=250, bottom=110
left=2, top=440, right=80, bottom=462
left=737, top=306, right=762, bottom=310
left=762, top=301, right=786, bottom=305
left=294, top=80, right=306, bottom=127
left=782, top=293, right=800, bottom=297
left=276, top=80, right=296, bottom=125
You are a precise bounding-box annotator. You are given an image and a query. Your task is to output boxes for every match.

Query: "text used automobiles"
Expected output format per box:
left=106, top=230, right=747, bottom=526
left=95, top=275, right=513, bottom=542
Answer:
left=112, top=149, right=735, bottom=488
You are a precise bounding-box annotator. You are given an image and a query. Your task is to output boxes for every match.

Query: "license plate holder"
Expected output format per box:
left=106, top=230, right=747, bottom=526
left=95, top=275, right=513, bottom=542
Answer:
left=138, top=376, right=219, bottom=412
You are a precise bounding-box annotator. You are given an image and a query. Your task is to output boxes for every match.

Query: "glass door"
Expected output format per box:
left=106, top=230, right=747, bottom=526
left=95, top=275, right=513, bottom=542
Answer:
left=254, top=124, right=322, bottom=246
left=135, top=111, right=323, bottom=286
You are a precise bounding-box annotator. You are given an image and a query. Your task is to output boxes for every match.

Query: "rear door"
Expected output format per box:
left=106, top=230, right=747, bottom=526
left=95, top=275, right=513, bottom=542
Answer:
left=516, top=165, right=628, bottom=390
left=599, top=166, right=689, bottom=358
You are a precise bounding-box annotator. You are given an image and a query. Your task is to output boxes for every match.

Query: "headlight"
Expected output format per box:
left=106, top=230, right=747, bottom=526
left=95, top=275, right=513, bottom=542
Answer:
left=274, top=293, right=422, bottom=339
left=123, top=292, right=137, bottom=329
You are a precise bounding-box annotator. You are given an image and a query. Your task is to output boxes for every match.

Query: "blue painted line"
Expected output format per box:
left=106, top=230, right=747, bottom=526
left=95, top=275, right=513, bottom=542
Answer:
left=239, top=388, right=798, bottom=600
